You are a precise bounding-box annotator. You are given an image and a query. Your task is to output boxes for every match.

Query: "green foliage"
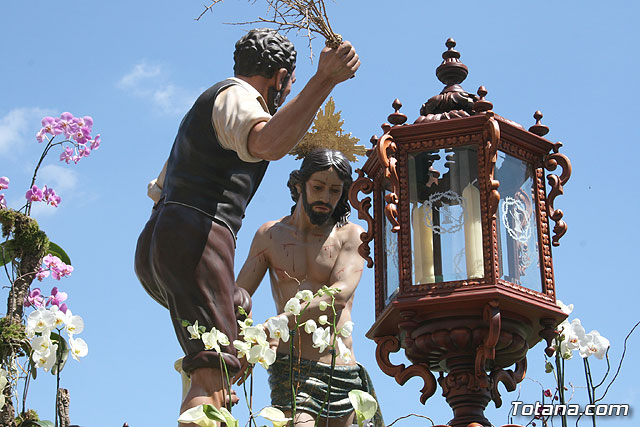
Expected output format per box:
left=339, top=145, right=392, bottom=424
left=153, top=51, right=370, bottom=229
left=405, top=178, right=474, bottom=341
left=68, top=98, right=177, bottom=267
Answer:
left=49, top=332, right=69, bottom=375
left=0, top=316, right=28, bottom=361
left=15, top=409, right=41, bottom=426
left=0, top=209, right=49, bottom=263
left=0, top=240, right=16, bottom=267
left=46, top=242, right=71, bottom=265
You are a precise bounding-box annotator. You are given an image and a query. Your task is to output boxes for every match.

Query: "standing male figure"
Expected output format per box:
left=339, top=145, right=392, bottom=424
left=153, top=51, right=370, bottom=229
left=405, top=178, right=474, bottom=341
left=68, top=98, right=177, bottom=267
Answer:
left=134, top=29, right=360, bottom=424
left=236, top=149, right=382, bottom=427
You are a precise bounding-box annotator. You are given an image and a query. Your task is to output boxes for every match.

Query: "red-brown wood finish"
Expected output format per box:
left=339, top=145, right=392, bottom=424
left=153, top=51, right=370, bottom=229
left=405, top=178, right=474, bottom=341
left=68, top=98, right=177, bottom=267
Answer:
left=348, top=38, right=574, bottom=427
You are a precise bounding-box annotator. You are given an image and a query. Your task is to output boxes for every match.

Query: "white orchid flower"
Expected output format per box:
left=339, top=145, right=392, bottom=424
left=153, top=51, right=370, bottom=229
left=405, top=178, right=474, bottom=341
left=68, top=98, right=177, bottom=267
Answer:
left=304, top=319, right=317, bottom=334
left=0, top=369, right=7, bottom=410
left=31, top=335, right=54, bottom=355
left=319, top=301, right=328, bottom=311
left=238, top=317, right=254, bottom=331
left=243, top=325, right=268, bottom=346
left=265, top=315, right=290, bottom=343
left=27, top=308, right=56, bottom=335
left=580, top=330, right=610, bottom=359
left=555, top=318, right=585, bottom=359
left=69, top=337, right=88, bottom=361
left=33, top=343, right=58, bottom=372
left=233, top=340, right=252, bottom=359
left=258, top=406, right=292, bottom=427
left=318, top=315, right=329, bottom=326
left=248, top=343, right=277, bottom=369
left=339, top=321, right=354, bottom=338
left=297, top=290, right=313, bottom=303
left=49, top=305, right=67, bottom=328
left=348, top=390, right=378, bottom=427
left=65, top=311, right=84, bottom=336
left=178, top=404, right=238, bottom=427
left=284, top=297, right=301, bottom=316
left=556, top=299, right=574, bottom=315
left=202, top=327, right=229, bottom=353
left=187, top=320, right=201, bottom=340
left=312, top=326, right=331, bottom=353
left=336, top=337, right=352, bottom=363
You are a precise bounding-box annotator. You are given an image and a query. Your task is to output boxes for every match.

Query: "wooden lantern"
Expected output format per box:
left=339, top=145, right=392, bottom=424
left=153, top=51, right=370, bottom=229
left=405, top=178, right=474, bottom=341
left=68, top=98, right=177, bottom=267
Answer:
left=349, top=38, right=572, bottom=427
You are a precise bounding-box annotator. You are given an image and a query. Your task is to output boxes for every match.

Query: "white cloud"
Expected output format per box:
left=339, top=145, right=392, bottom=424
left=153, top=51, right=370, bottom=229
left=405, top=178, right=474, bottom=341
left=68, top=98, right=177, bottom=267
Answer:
left=0, top=107, right=49, bottom=156
left=117, top=61, right=198, bottom=116
left=28, top=164, right=79, bottom=218
left=117, top=62, right=161, bottom=88
left=39, top=164, right=78, bottom=193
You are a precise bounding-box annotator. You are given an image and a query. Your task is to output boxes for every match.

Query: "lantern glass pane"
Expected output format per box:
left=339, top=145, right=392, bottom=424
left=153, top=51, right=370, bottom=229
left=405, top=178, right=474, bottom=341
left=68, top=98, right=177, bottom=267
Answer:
left=408, top=146, right=484, bottom=285
left=495, top=151, right=542, bottom=290
left=383, top=190, right=400, bottom=304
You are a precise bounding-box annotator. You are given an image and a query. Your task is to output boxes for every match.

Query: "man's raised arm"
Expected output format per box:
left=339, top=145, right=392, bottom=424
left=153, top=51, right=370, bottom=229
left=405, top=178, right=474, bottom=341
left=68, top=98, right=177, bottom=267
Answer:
left=247, top=42, right=360, bottom=161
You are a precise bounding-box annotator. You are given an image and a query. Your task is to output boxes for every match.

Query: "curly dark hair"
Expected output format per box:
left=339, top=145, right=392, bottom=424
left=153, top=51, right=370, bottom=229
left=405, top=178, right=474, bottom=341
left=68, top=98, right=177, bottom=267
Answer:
left=233, top=28, right=297, bottom=78
left=287, top=148, right=353, bottom=227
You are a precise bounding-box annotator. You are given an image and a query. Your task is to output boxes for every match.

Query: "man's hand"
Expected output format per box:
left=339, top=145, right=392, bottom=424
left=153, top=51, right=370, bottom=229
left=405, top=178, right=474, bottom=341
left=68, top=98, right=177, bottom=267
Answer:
left=316, top=41, right=360, bottom=85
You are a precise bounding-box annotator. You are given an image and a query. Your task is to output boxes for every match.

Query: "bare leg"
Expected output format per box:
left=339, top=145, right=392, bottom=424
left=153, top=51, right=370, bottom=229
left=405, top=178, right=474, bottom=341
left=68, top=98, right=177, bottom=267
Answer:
left=179, top=367, right=226, bottom=427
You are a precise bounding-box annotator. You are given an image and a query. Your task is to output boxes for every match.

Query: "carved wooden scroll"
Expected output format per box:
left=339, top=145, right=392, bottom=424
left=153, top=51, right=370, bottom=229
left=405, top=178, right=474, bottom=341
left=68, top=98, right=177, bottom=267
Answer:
left=475, top=300, right=501, bottom=385
left=348, top=168, right=375, bottom=268
left=489, top=357, right=527, bottom=408
left=374, top=336, right=437, bottom=404
left=484, top=113, right=501, bottom=217
left=376, top=134, right=400, bottom=232
left=544, top=149, right=572, bottom=246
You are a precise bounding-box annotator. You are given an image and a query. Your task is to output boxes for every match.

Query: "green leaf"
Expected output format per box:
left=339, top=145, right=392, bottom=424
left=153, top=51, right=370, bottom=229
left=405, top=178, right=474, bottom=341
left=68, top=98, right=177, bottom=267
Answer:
left=202, top=405, right=227, bottom=423
left=47, top=241, right=71, bottom=265
left=0, top=240, right=16, bottom=267
left=49, top=332, right=69, bottom=375
left=181, top=319, right=190, bottom=327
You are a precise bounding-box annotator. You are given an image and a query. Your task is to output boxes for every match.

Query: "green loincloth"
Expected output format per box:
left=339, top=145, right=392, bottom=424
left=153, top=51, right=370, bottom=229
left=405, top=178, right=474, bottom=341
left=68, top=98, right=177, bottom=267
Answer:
left=267, top=354, right=384, bottom=427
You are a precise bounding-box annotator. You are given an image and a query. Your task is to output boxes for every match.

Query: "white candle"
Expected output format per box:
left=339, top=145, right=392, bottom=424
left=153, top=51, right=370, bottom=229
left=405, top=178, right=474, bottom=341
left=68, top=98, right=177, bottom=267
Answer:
left=463, top=183, right=484, bottom=279
left=412, top=203, right=436, bottom=284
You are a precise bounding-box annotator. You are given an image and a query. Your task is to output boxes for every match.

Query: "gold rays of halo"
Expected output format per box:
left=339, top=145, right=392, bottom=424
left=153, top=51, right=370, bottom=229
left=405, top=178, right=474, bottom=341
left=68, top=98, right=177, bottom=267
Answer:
left=289, top=97, right=365, bottom=162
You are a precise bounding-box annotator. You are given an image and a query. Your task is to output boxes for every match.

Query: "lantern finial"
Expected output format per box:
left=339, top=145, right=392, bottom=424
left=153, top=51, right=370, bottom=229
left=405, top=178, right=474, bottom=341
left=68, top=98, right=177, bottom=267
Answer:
left=436, top=38, right=469, bottom=87
left=529, top=110, right=550, bottom=137
left=416, top=38, right=478, bottom=122
left=388, top=99, right=407, bottom=126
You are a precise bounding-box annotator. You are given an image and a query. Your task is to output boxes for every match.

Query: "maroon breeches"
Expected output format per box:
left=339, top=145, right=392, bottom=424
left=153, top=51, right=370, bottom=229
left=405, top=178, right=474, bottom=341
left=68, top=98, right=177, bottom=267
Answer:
left=134, top=202, right=251, bottom=375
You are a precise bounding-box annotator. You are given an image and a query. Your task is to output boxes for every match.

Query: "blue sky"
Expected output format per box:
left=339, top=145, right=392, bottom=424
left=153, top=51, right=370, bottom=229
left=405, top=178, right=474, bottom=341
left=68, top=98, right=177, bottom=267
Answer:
left=1, top=1, right=639, bottom=426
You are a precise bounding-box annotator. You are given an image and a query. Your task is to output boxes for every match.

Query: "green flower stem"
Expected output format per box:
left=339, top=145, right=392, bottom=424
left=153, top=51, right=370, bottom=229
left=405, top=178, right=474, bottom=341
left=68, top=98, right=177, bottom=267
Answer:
left=554, top=348, right=567, bottom=427
left=583, top=358, right=596, bottom=427
left=22, top=358, right=32, bottom=414
left=26, top=138, right=64, bottom=216
left=55, top=357, right=61, bottom=427
left=241, top=368, right=258, bottom=427
left=218, top=355, right=232, bottom=412
left=314, top=295, right=337, bottom=427
left=289, top=327, right=297, bottom=426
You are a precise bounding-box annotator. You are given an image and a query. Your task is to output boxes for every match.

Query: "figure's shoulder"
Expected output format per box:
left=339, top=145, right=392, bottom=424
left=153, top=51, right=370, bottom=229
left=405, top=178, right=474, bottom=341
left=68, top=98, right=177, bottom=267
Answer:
left=253, top=217, right=291, bottom=240
left=336, top=221, right=365, bottom=245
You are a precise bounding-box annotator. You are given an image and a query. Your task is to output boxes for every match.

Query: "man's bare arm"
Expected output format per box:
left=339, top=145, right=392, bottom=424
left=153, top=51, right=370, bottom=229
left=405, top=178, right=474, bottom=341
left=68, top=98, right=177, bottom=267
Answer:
left=247, top=42, right=360, bottom=161
left=236, top=223, right=272, bottom=296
